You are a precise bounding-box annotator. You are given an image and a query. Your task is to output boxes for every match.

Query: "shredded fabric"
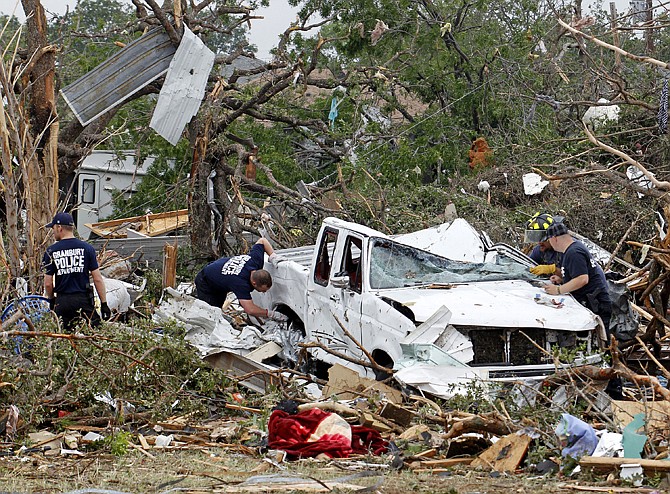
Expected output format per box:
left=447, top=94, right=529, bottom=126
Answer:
left=658, top=79, right=668, bottom=134
left=268, top=408, right=387, bottom=459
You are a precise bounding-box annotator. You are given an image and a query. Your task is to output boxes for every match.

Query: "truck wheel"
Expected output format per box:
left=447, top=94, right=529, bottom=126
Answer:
left=371, top=350, right=394, bottom=381
left=288, top=316, right=306, bottom=337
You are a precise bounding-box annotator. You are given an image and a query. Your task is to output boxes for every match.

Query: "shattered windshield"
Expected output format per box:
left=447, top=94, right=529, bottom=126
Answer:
left=369, top=238, right=535, bottom=289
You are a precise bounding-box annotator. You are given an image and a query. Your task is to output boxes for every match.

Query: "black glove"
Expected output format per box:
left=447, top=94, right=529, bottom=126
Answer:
left=100, top=302, right=112, bottom=320
left=49, top=298, right=55, bottom=311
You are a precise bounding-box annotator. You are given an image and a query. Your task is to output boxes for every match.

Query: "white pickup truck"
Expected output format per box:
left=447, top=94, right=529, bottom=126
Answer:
left=254, top=217, right=604, bottom=388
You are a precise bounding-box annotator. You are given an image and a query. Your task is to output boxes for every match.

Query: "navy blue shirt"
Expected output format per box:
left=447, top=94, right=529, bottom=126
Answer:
left=202, top=243, right=265, bottom=300
left=43, top=238, right=99, bottom=294
left=530, top=244, right=561, bottom=266
left=560, top=241, right=609, bottom=308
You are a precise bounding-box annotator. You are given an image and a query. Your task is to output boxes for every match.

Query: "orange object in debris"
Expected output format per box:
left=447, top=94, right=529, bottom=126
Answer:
left=245, top=149, right=258, bottom=181
left=468, top=137, right=493, bottom=169
left=232, top=392, right=244, bottom=403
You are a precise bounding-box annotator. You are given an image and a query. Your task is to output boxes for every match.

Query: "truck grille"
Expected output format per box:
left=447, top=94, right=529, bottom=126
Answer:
left=468, top=328, right=546, bottom=366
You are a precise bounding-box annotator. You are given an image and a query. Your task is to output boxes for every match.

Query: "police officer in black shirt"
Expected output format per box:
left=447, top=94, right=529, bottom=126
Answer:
left=42, top=212, right=111, bottom=329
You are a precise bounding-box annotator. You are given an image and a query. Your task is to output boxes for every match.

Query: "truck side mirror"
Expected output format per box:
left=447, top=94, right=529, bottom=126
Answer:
left=331, top=272, right=350, bottom=289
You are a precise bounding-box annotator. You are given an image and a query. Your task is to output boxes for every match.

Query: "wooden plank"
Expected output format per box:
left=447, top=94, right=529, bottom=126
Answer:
left=130, top=442, right=156, bottom=459
left=580, top=456, right=670, bottom=474
left=162, top=243, right=178, bottom=289
left=414, top=448, right=438, bottom=459
left=138, top=434, right=151, bottom=450
left=612, top=400, right=670, bottom=437
left=245, top=341, right=282, bottom=363
left=86, top=209, right=188, bottom=238
left=470, top=433, right=532, bottom=472
left=379, top=401, right=414, bottom=427
left=321, top=363, right=402, bottom=404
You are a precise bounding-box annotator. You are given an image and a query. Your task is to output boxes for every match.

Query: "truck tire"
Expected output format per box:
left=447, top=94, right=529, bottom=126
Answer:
left=371, top=350, right=394, bottom=381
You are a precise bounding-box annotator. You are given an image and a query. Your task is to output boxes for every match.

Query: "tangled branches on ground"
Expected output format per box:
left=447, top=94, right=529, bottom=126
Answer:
left=0, top=315, right=231, bottom=431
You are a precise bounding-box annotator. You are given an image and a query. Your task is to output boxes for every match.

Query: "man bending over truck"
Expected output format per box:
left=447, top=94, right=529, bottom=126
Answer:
left=194, top=238, right=288, bottom=322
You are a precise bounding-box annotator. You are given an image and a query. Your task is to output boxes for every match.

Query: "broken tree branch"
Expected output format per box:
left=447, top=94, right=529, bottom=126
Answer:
left=557, top=18, right=670, bottom=70
left=605, top=214, right=643, bottom=271
left=443, top=412, right=518, bottom=440
left=635, top=336, right=670, bottom=381
left=582, top=123, right=670, bottom=190
left=298, top=341, right=394, bottom=376
left=628, top=241, right=670, bottom=254
left=331, top=313, right=390, bottom=374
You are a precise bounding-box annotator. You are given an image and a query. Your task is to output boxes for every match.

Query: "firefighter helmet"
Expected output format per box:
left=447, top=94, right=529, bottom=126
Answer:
left=524, top=212, right=555, bottom=243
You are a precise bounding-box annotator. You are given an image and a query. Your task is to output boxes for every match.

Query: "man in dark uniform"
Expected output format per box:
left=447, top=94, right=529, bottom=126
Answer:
left=194, top=237, right=288, bottom=322
left=541, top=222, right=622, bottom=399
left=541, top=222, right=612, bottom=333
left=43, top=212, right=111, bottom=330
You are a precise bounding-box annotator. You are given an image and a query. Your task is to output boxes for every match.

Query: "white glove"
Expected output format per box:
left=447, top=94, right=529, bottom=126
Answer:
left=268, top=253, right=286, bottom=267
left=267, top=309, right=289, bottom=322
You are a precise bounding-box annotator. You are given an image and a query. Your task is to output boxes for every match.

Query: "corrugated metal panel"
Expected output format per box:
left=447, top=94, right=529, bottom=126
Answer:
left=60, top=28, right=176, bottom=126
left=150, top=25, right=215, bottom=145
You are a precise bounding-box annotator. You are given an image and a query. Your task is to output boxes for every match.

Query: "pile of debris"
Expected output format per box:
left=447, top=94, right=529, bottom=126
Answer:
left=4, top=213, right=670, bottom=490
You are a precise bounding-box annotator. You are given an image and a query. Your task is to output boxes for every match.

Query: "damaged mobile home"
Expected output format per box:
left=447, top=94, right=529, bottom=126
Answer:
left=160, top=217, right=608, bottom=399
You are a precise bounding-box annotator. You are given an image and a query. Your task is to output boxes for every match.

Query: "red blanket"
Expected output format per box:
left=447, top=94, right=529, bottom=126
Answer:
left=268, top=408, right=388, bottom=459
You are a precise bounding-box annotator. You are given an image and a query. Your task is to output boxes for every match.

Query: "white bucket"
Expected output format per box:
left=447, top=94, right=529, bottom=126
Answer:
left=619, top=463, right=643, bottom=486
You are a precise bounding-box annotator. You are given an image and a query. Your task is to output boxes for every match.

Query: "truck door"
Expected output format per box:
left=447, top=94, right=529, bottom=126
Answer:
left=76, top=173, right=100, bottom=237
left=306, top=228, right=364, bottom=363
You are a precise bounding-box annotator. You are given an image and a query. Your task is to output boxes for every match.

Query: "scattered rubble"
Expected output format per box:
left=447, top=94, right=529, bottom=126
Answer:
left=4, top=214, right=670, bottom=492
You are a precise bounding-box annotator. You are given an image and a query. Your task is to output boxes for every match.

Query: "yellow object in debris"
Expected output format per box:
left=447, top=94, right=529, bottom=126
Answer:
left=530, top=264, right=556, bottom=276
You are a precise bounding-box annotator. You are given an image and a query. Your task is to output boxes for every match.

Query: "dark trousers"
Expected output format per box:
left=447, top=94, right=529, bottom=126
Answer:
left=194, top=270, right=228, bottom=308
left=593, top=303, right=623, bottom=399
left=55, top=292, right=100, bottom=331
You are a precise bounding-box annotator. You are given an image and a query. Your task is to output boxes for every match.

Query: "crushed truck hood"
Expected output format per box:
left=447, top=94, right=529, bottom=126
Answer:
left=377, top=280, right=598, bottom=331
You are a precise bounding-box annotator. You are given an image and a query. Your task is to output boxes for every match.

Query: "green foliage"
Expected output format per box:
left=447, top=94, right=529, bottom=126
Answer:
left=526, top=443, right=553, bottom=467
left=0, top=315, right=230, bottom=430
left=108, top=148, right=191, bottom=220
left=104, top=430, right=132, bottom=456
left=551, top=342, right=589, bottom=365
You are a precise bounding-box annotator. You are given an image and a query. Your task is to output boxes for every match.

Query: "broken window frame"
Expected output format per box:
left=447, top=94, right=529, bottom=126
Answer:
left=314, top=228, right=338, bottom=286
left=81, top=178, right=96, bottom=204
left=337, top=235, right=363, bottom=293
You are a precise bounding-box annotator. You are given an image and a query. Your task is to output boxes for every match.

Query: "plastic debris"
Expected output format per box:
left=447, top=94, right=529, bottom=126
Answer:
left=622, top=413, right=646, bottom=458
left=522, top=173, right=549, bottom=195
left=555, top=413, right=598, bottom=459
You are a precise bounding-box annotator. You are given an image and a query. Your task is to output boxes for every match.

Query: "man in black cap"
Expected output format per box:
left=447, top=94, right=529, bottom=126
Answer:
left=42, top=212, right=111, bottom=329
left=541, top=222, right=612, bottom=332
left=541, top=221, right=622, bottom=399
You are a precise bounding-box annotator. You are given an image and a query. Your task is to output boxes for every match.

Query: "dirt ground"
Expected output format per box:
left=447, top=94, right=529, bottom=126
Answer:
left=0, top=447, right=647, bottom=494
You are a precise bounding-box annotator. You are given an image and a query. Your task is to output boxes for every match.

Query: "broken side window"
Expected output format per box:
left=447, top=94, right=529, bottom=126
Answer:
left=314, top=228, right=338, bottom=286
left=339, top=235, right=363, bottom=292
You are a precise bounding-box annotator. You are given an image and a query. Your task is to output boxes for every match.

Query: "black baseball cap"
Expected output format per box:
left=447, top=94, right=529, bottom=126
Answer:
left=542, top=222, right=569, bottom=240
left=46, top=212, right=75, bottom=228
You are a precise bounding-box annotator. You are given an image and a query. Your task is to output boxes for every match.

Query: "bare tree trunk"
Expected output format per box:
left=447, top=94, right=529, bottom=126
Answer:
left=0, top=72, right=21, bottom=284
left=22, top=0, right=59, bottom=291
left=645, top=0, right=654, bottom=54
left=189, top=127, right=214, bottom=261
